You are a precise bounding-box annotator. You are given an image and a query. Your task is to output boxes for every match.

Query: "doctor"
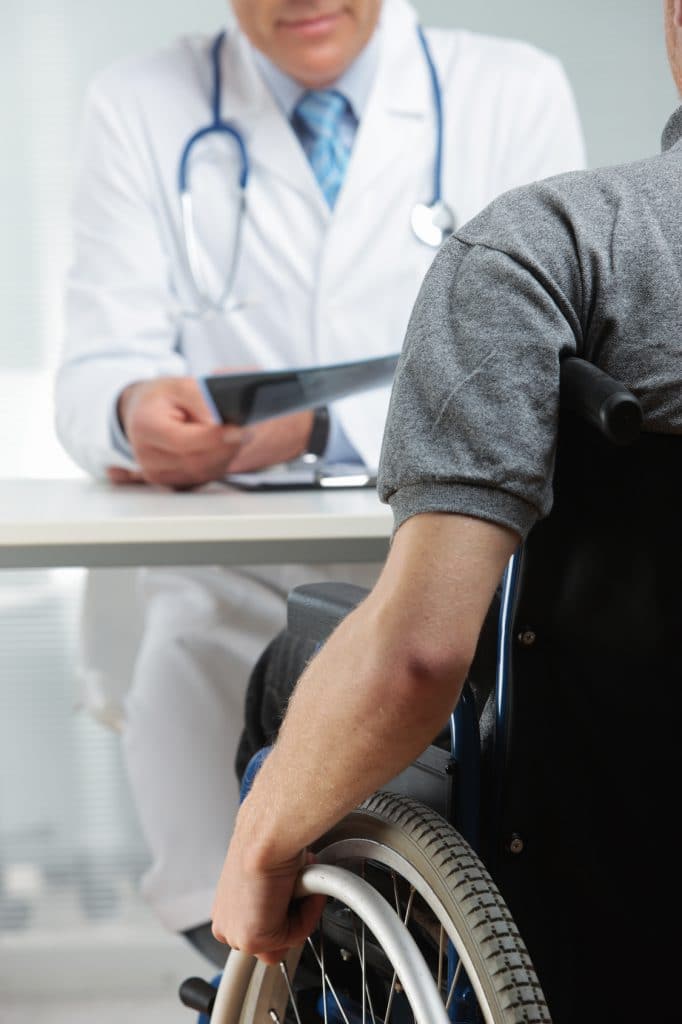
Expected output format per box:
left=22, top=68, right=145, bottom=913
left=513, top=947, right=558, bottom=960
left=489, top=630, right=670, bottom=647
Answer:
left=56, top=0, right=585, bottom=962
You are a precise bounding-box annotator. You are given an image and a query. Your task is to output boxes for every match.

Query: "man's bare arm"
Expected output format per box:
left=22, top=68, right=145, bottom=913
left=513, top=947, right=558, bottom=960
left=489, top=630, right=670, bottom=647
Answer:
left=211, top=511, right=519, bottom=961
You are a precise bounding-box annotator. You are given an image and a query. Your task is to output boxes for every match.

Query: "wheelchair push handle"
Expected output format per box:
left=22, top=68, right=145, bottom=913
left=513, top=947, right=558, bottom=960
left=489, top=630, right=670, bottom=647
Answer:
left=560, top=357, right=642, bottom=445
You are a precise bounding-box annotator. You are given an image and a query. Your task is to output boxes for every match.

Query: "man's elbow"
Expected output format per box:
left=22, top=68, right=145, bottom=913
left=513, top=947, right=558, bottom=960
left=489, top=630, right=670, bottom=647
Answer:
left=409, top=640, right=473, bottom=691
left=392, top=637, right=475, bottom=724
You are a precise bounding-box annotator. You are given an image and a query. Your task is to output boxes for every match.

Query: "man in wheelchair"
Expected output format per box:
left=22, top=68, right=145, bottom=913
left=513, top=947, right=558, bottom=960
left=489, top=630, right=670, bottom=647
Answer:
left=206, top=3, right=682, bottom=1020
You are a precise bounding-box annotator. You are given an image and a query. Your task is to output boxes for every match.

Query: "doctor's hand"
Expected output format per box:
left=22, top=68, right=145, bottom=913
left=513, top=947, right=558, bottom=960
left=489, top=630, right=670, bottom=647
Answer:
left=225, top=410, right=314, bottom=473
left=209, top=364, right=315, bottom=473
left=109, top=377, right=251, bottom=489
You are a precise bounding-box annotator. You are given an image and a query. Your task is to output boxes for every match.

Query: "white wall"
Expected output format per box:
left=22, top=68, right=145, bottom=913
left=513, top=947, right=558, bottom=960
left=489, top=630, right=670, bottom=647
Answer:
left=422, top=0, right=676, bottom=168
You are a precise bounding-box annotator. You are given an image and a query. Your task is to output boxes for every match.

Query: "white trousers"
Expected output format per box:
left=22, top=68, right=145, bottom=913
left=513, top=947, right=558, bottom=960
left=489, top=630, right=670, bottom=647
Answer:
left=79, top=562, right=380, bottom=932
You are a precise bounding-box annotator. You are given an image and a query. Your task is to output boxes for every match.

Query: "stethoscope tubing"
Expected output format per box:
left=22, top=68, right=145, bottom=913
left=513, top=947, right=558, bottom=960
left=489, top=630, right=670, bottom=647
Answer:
left=178, top=31, right=248, bottom=194
left=416, top=24, right=444, bottom=208
left=177, top=25, right=450, bottom=316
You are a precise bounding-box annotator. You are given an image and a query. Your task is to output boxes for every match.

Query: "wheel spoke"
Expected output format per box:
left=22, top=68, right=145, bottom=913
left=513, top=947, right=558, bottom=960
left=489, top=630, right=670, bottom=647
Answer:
left=278, top=961, right=303, bottom=1024
left=351, top=921, right=377, bottom=1024
left=360, top=862, right=367, bottom=1024
left=306, top=936, right=352, bottom=1024
left=391, top=870, right=400, bottom=915
left=436, top=929, right=446, bottom=999
left=403, top=888, right=415, bottom=928
left=361, top=917, right=367, bottom=1024
left=384, top=886, right=415, bottom=1022
left=320, top=929, right=329, bottom=1024
left=444, top=958, right=463, bottom=1013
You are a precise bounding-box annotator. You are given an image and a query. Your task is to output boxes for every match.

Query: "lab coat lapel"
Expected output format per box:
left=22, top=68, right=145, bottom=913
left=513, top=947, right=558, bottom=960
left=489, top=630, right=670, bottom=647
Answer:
left=221, top=30, right=328, bottom=216
left=336, top=0, right=430, bottom=213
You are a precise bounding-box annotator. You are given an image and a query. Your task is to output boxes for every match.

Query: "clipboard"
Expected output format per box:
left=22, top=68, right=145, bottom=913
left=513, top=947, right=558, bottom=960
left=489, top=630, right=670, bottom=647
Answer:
left=199, top=353, right=400, bottom=425
left=225, top=461, right=377, bottom=491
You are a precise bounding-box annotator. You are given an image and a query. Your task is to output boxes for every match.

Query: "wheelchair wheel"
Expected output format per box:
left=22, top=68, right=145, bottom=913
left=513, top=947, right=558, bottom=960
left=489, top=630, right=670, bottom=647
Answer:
left=212, top=792, right=550, bottom=1023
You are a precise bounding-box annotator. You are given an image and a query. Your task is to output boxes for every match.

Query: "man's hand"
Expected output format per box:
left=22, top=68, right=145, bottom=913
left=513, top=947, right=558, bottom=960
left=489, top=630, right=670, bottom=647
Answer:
left=211, top=805, right=325, bottom=964
left=109, top=377, right=251, bottom=489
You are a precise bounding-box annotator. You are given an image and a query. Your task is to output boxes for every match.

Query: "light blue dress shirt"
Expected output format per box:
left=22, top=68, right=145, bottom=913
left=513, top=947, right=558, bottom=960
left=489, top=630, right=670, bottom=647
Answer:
left=111, top=29, right=381, bottom=466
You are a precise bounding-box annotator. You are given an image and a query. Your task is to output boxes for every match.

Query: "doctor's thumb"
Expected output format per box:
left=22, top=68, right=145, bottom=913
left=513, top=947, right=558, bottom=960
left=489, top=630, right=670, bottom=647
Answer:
left=174, top=377, right=221, bottom=425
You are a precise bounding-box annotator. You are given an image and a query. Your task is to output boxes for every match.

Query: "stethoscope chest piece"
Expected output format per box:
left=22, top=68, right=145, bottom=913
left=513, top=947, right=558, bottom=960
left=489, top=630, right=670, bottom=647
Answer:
left=411, top=199, right=456, bottom=248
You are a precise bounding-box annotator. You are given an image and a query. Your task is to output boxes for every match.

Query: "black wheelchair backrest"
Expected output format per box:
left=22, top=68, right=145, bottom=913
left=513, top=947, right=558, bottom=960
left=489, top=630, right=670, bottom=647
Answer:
left=494, top=362, right=681, bottom=1020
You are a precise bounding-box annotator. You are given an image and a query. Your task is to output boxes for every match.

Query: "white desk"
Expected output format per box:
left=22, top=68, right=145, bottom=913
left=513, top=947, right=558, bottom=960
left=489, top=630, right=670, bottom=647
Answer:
left=0, top=479, right=393, bottom=569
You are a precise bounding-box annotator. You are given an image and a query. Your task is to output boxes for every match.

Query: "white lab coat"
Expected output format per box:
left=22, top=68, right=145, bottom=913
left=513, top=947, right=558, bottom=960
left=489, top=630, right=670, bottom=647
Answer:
left=56, top=0, right=585, bottom=931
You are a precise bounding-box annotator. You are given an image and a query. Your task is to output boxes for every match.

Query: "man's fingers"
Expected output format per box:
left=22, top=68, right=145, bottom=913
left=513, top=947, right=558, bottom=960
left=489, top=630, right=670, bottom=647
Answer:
left=210, top=844, right=322, bottom=967
left=256, top=946, right=292, bottom=966
left=211, top=892, right=325, bottom=965
left=253, top=894, right=327, bottom=964
left=288, top=893, right=327, bottom=946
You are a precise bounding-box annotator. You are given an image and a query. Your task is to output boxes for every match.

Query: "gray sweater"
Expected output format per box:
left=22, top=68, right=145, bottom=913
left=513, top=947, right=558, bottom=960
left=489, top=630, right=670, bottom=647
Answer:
left=379, top=108, right=682, bottom=539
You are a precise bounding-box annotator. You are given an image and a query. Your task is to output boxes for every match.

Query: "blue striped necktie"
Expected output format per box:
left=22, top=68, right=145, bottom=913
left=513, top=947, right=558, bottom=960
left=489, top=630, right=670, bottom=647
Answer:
left=293, top=90, right=352, bottom=209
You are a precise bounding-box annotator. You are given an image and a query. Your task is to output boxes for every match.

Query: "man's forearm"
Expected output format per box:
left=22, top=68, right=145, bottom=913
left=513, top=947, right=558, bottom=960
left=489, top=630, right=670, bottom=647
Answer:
left=212, top=513, right=518, bottom=956
left=235, top=600, right=466, bottom=866
left=232, top=513, right=519, bottom=868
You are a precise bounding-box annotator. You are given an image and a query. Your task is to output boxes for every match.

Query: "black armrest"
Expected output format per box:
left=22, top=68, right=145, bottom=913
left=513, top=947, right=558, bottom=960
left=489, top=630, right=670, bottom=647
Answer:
left=560, top=357, right=642, bottom=445
left=287, top=582, right=369, bottom=648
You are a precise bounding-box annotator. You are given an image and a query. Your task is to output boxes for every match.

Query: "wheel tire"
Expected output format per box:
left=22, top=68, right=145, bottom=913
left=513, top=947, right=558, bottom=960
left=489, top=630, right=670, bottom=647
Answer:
left=315, top=792, right=551, bottom=1024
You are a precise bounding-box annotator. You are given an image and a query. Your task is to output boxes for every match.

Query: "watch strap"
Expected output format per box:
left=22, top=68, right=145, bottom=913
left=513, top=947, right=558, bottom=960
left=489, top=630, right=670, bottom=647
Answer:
left=306, top=405, right=330, bottom=458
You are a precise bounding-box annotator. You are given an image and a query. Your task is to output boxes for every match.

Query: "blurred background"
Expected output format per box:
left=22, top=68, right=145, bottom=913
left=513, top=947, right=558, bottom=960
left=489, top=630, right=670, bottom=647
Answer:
left=0, top=1, right=675, bottom=1020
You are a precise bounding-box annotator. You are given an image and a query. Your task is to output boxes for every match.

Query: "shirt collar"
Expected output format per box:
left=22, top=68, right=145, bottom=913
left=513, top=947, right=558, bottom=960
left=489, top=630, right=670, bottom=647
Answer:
left=250, top=26, right=381, bottom=122
left=661, top=106, right=682, bottom=151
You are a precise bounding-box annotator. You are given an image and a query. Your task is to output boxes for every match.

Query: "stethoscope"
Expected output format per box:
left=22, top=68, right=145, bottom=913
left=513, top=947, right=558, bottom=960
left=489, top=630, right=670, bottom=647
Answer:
left=178, top=26, right=455, bottom=317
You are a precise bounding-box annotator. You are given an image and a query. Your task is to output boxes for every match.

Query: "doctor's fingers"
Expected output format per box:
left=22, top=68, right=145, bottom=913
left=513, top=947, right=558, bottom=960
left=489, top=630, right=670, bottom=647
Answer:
left=119, top=376, right=215, bottom=438
left=137, top=416, right=249, bottom=456
left=106, top=467, right=146, bottom=485
left=132, top=438, right=243, bottom=489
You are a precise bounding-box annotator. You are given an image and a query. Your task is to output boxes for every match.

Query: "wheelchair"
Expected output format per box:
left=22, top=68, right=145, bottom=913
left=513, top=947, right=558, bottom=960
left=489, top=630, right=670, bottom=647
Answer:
left=180, top=359, right=680, bottom=1023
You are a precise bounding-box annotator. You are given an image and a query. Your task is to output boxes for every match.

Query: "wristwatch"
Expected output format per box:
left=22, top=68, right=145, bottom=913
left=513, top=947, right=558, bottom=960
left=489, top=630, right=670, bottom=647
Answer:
left=304, top=405, right=330, bottom=460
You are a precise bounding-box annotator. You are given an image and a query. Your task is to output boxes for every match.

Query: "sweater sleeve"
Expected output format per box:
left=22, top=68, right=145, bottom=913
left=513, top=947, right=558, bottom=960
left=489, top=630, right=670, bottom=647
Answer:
left=378, top=194, right=585, bottom=538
